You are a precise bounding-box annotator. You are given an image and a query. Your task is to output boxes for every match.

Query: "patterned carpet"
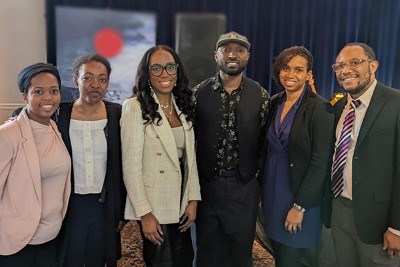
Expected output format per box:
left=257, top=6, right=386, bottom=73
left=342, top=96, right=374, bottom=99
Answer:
left=117, top=221, right=275, bottom=267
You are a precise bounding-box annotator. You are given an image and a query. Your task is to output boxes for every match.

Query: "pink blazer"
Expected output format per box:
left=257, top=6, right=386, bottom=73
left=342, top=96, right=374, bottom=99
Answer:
left=0, top=109, right=71, bottom=255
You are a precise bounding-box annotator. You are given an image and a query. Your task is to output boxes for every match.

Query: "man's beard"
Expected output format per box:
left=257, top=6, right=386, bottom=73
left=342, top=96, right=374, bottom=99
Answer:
left=218, top=63, right=246, bottom=76
left=342, top=67, right=372, bottom=96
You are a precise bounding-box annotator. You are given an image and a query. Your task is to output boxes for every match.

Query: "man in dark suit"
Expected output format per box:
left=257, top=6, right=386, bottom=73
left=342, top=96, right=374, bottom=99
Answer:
left=193, top=32, right=269, bottom=267
left=330, top=42, right=400, bottom=266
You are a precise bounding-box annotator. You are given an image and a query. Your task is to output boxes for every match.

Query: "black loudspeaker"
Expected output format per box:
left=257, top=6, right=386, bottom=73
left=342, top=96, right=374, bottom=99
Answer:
left=175, top=13, right=226, bottom=88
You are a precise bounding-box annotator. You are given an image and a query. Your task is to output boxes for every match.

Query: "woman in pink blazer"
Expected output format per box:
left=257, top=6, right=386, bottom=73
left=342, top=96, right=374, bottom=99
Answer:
left=0, top=63, right=71, bottom=266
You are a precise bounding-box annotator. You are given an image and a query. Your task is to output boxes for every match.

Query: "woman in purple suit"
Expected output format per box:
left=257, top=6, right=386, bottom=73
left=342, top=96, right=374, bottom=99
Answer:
left=260, top=46, right=334, bottom=267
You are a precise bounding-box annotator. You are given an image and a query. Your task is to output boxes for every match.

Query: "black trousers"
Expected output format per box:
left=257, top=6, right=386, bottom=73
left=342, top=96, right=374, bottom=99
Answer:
left=0, top=238, right=58, bottom=267
left=64, top=193, right=106, bottom=267
left=139, top=222, right=194, bottom=267
left=196, top=177, right=260, bottom=267
left=271, top=239, right=317, bottom=267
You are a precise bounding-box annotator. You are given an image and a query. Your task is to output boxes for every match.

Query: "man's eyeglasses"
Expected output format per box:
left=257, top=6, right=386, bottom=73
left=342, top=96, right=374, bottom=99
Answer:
left=149, top=63, right=179, bottom=77
left=332, top=59, right=373, bottom=72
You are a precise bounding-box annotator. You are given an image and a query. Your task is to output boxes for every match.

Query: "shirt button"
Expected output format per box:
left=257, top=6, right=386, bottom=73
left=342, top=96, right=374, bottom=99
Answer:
left=84, top=122, right=90, bottom=127
left=290, top=163, right=294, bottom=167
left=159, top=170, right=164, bottom=174
left=87, top=160, right=92, bottom=165
left=85, top=133, right=91, bottom=138
left=156, top=135, right=160, bottom=139
left=157, top=152, right=162, bottom=156
left=87, top=174, right=92, bottom=178
left=85, top=147, right=91, bottom=152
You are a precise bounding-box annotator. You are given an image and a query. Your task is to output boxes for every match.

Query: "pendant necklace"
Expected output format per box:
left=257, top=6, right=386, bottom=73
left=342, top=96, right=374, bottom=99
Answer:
left=162, top=97, right=173, bottom=122
left=160, top=103, right=169, bottom=109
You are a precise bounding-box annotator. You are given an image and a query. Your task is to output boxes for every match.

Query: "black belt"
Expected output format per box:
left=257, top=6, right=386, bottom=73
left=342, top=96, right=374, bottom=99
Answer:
left=215, top=169, right=240, bottom=177
left=212, top=176, right=238, bottom=182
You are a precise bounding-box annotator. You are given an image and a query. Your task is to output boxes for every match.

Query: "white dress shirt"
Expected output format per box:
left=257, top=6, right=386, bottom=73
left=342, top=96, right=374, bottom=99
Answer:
left=335, top=80, right=376, bottom=200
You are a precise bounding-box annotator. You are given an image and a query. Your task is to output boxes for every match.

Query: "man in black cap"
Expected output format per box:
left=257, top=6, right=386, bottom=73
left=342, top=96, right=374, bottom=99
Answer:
left=193, top=31, right=270, bottom=267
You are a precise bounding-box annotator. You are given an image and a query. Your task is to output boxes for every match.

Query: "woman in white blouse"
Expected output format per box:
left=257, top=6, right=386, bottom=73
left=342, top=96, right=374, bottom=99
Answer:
left=56, top=55, right=126, bottom=267
left=121, top=45, right=201, bottom=267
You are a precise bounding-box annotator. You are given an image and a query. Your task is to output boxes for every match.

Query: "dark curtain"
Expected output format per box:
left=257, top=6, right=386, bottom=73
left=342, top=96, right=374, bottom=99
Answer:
left=47, top=0, right=400, bottom=99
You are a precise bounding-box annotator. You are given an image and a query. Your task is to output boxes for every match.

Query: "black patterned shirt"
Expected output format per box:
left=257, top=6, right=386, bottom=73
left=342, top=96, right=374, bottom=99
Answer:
left=194, top=74, right=269, bottom=173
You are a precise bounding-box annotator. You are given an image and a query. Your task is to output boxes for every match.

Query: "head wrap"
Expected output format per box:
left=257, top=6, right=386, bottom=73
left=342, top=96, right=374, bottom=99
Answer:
left=17, top=63, right=61, bottom=93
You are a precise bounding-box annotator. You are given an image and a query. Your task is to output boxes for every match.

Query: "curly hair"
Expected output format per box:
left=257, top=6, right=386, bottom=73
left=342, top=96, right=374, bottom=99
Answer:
left=133, top=45, right=195, bottom=125
left=272, top=46, right=313, bottom=86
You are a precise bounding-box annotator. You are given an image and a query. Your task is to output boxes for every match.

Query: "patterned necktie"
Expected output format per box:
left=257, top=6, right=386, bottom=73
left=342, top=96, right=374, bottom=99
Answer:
left=331, top=99, right=361, bottom=197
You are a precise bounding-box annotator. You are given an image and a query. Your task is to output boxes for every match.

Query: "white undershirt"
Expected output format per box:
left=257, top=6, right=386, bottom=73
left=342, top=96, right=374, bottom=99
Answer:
left=172, top=126, right=185, bottom=158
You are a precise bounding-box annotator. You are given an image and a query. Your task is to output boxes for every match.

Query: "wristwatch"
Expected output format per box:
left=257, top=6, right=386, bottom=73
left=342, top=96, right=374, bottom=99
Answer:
left=293, top=203, right=305, bottom=213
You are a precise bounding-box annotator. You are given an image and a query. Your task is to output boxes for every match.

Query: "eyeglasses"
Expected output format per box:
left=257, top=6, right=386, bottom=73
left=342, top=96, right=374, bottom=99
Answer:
left=332, top=59, right=373, bottom=72
left=149, top=63, right=179, bottom=77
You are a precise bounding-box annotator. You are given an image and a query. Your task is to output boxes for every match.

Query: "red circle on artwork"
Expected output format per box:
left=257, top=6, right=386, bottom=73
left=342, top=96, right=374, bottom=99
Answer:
left=94, top=27, right=123, bottom=58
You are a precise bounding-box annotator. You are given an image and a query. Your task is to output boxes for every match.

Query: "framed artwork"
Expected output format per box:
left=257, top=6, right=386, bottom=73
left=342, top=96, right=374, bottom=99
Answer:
left=55, top=6, right=156, bottom=103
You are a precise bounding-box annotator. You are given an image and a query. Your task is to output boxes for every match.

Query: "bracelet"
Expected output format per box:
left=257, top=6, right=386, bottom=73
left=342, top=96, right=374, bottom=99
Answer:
left=293, top=203, right=305, bottom=213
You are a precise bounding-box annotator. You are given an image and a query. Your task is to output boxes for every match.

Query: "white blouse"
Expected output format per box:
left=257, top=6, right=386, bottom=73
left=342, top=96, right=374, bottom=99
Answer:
left=69, top=119, right=107, bottom=194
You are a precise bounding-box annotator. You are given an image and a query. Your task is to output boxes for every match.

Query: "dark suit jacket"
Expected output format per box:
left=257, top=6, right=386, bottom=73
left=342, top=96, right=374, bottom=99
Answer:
left=260, top=87, right=335, bottom=209
left=56, top=101, right=126, bottom=265
left=331, top=82, right=400, bottom=244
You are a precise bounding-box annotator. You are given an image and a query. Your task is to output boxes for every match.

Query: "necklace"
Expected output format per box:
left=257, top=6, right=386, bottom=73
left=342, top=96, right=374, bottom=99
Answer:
left=282, top=102, right=292, bottom=115
left=164, top=108, right=172, bottom=122
left=160, top=103, right=169, bottom=109
left=280, top=99, right=297, bottom=123
left=161, top=97, right=173, bottom=122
